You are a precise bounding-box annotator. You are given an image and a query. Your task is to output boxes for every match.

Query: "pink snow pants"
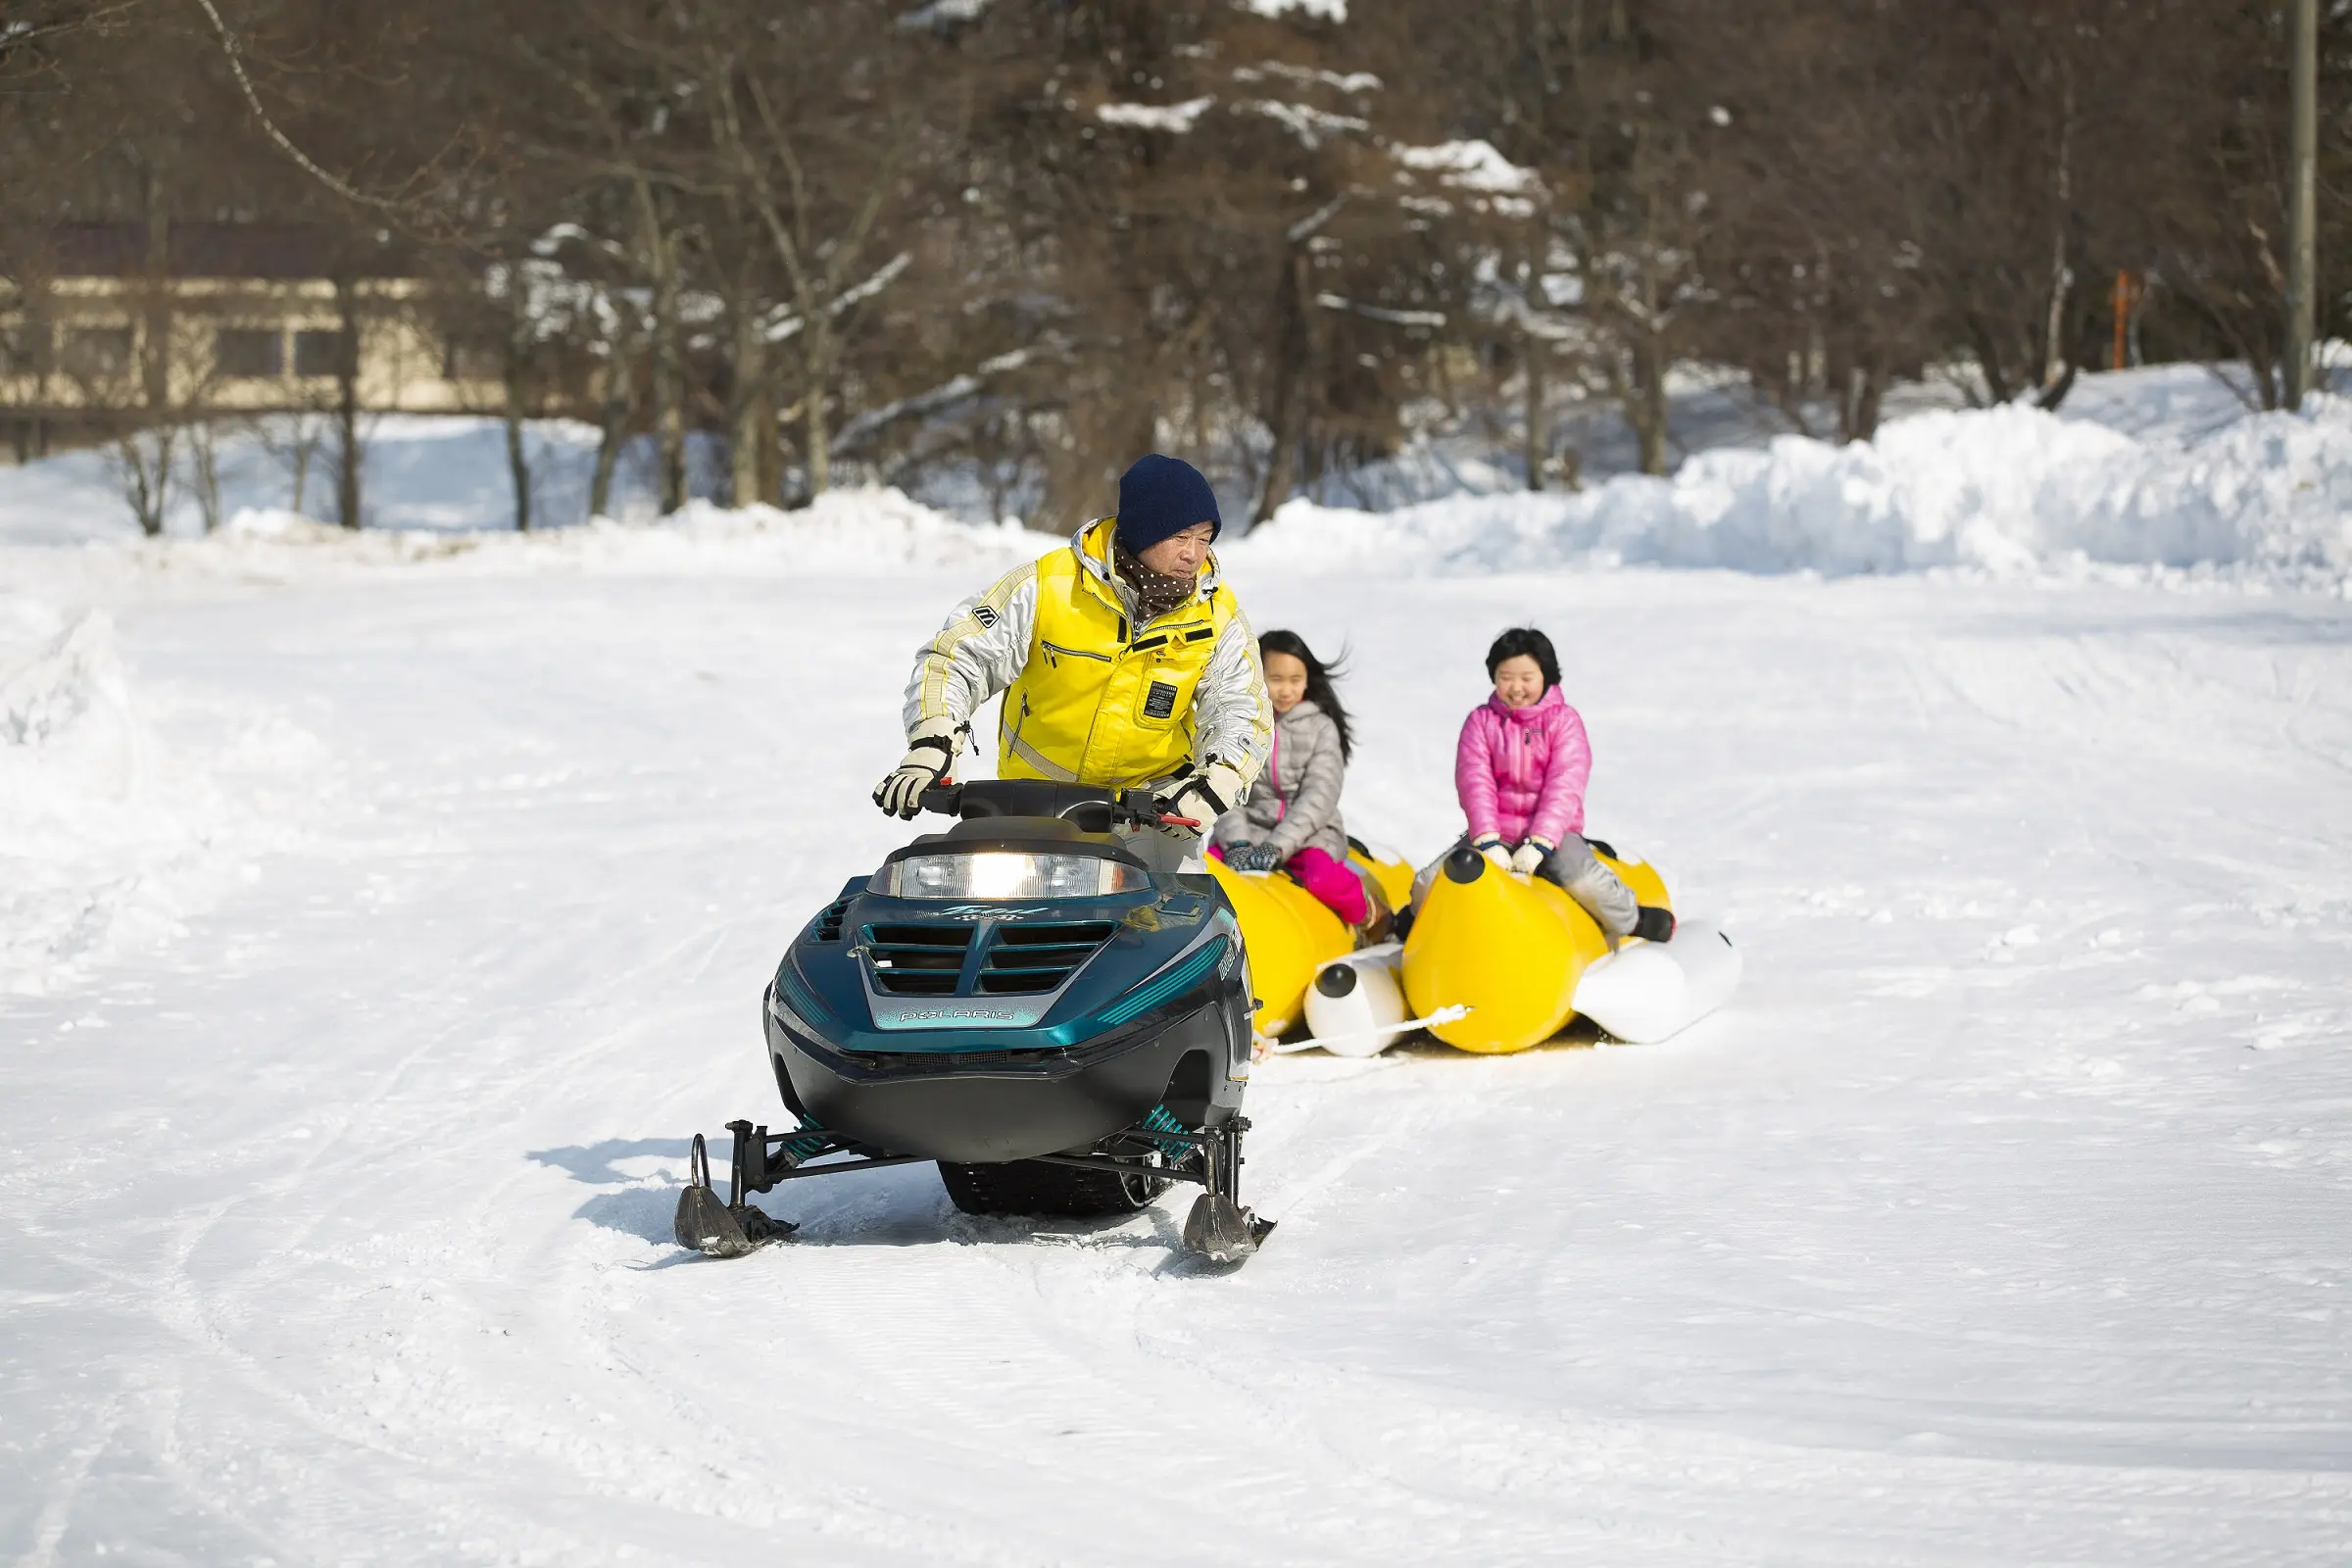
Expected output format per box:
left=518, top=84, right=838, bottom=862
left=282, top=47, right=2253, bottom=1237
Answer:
left=1282, top=847, right=1369, bottom=926
left=1208, top=843, right=1370, bottom=925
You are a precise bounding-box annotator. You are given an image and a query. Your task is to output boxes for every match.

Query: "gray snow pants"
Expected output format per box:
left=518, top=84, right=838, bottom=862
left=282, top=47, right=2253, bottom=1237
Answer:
left=1411, top=833, right=1639, bottom=940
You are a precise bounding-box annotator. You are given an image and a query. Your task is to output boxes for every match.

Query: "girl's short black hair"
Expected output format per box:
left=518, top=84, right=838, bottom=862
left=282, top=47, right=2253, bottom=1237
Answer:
left=1258, top=629, right=1353, bottom=761
left=1485, top=627, right=1560, bottom=692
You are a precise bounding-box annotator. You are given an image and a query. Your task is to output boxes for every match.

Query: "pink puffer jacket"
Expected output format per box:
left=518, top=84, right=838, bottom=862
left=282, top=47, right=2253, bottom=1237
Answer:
left=1454, top=685, right=1592, bottom=847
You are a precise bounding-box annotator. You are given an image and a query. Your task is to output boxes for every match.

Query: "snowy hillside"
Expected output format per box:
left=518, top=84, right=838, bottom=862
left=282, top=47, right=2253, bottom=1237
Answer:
left=2, top=375, right=2350, bottom=1562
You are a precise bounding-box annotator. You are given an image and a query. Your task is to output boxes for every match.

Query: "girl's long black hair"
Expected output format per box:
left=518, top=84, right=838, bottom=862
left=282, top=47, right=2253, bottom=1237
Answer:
left=1259, top=629, right=1353, bottom=761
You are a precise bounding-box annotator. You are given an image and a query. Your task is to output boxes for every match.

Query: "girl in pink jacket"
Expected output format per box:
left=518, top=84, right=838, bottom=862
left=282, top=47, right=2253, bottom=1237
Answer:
left=1448, top=627, right=1672, bottom=944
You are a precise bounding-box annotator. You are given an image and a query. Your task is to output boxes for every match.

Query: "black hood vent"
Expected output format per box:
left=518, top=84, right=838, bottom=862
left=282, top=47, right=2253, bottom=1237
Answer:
left=979, top=920, right=1117, bottom=996
left=860, top=917, right=1115, bottom=1001
left=865, top=924, right=973, bottom=995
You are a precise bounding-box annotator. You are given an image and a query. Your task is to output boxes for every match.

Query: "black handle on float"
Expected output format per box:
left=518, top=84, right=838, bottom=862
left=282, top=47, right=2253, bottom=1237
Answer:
left=1443, top=843, right=1490, bottom=884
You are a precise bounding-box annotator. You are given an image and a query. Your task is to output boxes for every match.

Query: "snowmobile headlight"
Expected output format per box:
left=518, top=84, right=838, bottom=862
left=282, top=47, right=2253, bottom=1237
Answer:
left=872, top=852, right=1147, bottom=901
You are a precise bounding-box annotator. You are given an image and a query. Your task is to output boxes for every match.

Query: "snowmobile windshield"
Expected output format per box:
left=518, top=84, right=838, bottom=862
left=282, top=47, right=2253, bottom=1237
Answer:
left=870, top=851, right=1149, bottom=901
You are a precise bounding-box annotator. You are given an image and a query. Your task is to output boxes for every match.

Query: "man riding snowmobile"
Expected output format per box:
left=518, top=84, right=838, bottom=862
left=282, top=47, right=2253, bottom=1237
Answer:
left=874, top=454, right=1272, bottom=871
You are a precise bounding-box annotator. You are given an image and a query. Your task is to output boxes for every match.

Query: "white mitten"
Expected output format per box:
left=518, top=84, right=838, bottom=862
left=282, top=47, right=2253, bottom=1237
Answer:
left=1162, top=760, right=1250, bottom=839
left=872, top=718, right=964, bottom=819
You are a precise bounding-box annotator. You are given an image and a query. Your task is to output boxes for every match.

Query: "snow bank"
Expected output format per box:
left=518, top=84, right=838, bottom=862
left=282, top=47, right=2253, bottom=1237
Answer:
left=614, top=487, right=1041, bottom=572
left=0, top=485, right=1041, bottom=597
left=0, top=601, right=330, bottom=993
left=6, top=366, right=2348, bottom=592
left=1238, top=395, right=2352, bottom=591
left=0, top=415, right=687, bottom=545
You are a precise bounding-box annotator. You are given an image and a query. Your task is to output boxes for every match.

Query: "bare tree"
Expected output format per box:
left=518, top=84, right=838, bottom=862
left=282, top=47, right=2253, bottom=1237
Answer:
left=11, top=0, right=2347, bottom=530
left=679, top=0, right=941, bottom=498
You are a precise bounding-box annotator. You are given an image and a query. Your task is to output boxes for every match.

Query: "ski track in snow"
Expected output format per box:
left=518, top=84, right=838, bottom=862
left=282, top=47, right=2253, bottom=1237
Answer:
left=1, top=558, right=2349, bottom=1565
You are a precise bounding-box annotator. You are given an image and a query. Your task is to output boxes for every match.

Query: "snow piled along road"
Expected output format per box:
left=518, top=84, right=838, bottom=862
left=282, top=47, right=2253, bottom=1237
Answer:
left=6, top=365, right=2351, bottom=596
left=1260, top=385, right=2352, bottom=589
left=4, top=514, right=2351, bottom=1562
left=0, top=601, right=332, bottom=997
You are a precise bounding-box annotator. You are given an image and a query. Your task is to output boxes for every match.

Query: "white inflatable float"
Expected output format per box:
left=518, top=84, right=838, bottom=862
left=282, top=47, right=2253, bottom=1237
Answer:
left=1288, top=944, right=1472, bottom=1056
left=1569, top=920, right=1743, bottom=1044
left=1295, top=943, right=1407, bottom=1056
left=1286, top=905, right=1740, bottom=1056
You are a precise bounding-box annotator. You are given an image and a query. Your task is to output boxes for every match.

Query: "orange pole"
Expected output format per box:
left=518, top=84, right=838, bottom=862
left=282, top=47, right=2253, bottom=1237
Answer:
left=2113, top=270, right=2131, bottom=371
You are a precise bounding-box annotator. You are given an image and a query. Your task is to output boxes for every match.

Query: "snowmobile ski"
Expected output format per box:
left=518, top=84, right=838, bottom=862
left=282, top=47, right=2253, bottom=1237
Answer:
left=1183, top=1196, right=1275, bottom=1263
left=673, top=1131, right=796, bottom=1257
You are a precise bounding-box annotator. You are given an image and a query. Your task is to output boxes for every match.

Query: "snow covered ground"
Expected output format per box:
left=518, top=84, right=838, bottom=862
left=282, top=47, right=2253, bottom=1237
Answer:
left=6, top=365, right=2352, bottom=1561
left=2, top=486, right=2348, bottom=1563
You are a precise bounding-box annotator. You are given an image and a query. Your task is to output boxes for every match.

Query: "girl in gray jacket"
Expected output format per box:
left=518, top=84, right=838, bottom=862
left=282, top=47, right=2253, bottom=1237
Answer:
left=1210, top=631, right=1372, bottom=927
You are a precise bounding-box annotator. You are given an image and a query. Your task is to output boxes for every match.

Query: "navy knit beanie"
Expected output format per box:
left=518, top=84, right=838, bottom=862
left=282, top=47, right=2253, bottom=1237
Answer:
left=1114, top=454, right=1221, bottom=556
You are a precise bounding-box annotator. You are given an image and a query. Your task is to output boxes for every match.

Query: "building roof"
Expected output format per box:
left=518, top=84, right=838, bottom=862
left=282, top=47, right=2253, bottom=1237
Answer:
left=21, top=222, right=433, bottom=281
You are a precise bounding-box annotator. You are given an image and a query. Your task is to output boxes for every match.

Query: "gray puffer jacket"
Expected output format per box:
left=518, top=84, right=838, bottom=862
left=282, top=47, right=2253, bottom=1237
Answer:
left=1211, top=698, right=1348, bottom=861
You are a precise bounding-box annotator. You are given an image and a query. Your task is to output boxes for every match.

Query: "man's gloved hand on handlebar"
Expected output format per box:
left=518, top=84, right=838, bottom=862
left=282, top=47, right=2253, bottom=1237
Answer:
left=1156, top=760, right=1248, bottom=840
left=873, top=718, right=964, bottom=819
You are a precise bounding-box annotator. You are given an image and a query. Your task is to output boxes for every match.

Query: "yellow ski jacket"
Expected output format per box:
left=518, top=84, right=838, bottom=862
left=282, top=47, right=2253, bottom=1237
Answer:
left=903, top=518, right=1272, bottom=790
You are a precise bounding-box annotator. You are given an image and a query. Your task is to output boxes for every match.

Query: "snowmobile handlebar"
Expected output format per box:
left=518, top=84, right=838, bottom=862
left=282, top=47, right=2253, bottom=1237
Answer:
left=918, top=780, right=1196, bottom=831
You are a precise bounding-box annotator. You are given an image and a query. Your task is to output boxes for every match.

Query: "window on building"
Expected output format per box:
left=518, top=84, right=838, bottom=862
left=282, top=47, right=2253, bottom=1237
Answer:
left=215, top=327, right=285, bottom=378
left=292, top=328, right=347, bottom=378
left=61, top=325, right=134, bottom=379
left=442, top=334, right=502, bottom=382
left=2, top=320, right=53, bottom=374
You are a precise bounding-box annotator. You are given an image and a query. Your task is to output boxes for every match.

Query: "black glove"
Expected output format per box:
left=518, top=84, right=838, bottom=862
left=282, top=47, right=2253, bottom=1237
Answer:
left=1227, top=842, right=1285, bottom=872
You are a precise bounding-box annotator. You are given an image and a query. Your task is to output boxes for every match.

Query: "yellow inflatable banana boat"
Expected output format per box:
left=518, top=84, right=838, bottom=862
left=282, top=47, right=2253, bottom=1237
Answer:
left=1348, top=840, right=1416, bottom=916
left=1400, top=843, right=1673, bottom=1054
left=1205, top=844, right=1413, bottom=1037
